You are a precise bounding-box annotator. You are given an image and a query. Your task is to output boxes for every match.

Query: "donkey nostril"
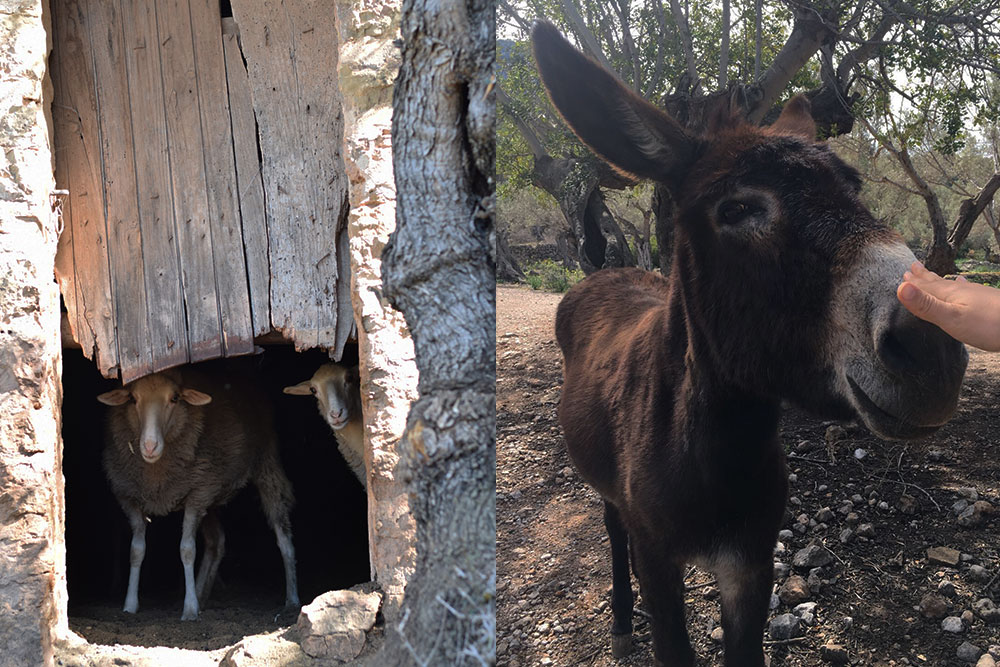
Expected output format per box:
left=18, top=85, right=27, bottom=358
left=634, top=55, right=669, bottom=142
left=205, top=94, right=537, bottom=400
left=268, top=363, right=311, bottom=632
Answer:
left=878, top=329, right=916, bottom=374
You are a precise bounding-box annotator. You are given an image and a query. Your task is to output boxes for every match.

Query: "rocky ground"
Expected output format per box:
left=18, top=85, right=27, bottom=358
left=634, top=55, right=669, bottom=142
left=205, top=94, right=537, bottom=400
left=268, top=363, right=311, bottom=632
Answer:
left=497, top=284, right=1000, bottom=667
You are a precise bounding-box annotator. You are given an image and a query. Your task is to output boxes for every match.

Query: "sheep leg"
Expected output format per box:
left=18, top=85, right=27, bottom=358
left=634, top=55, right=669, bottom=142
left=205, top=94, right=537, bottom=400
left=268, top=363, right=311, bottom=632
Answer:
left=254, top=462, right=299, bottom=607
left=195, top=508, right=225, bottom=606
left=180, top=506, right=206, bottom=620
left=122, top=505, right=146, bottom=614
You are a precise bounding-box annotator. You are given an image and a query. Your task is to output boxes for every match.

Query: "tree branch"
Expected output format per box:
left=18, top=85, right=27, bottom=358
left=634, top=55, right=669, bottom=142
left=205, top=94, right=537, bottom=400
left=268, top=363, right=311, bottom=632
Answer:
left=668, top=0, right=698, bottom=83
left=949, top=173, right=1000, bottom=247
left=560, top=0, right=616, bottom=73
left=497, top=86, right=548, bottom=160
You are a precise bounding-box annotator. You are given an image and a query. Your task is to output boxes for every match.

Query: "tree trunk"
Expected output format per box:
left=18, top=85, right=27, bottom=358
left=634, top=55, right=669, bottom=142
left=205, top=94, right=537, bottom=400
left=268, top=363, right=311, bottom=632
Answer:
left=532, top=155, right=635, bottom=273
left=891, top=146, right=956, bottom=275
left=496, top=229, right=524, bottom=282
left=948, top=173, right=1000, bottom=251
left=376, top=0, right=495, bottom=663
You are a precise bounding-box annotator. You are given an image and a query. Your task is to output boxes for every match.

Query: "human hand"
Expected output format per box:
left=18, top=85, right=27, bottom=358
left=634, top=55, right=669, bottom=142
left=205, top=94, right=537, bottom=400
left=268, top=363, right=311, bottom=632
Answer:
left=897, top=260, right=1000, bottom=351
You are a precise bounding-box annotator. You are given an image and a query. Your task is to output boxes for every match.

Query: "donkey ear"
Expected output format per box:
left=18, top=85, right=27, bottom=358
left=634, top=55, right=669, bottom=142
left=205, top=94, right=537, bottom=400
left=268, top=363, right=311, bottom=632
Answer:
left=532, top=21, right=697, bottom=186
left=768, top=95, right=816, bottom=141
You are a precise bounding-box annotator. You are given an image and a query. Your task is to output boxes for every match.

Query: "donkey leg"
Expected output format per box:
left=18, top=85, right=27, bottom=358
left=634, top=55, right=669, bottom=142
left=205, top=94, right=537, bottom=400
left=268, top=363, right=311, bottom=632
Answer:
left=122, top=505, right=146, bottom=614
left=180, top=506, right=206, bottom=620
left=716, top=556, right=773, bottom=667
left=254, top=462, right=299, bottom=607
left=603, top=501, right=634, bottom=658
left=630, top=539, right=695, bottom=667
left=195, top=508, right=225, bottom=606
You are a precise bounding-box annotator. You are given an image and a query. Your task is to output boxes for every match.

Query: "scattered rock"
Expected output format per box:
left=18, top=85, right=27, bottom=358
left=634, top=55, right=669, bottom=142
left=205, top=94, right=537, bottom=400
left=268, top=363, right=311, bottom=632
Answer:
left=958, top=501, right=994, bottom=527
left=962, top=609, right=975, bottom=626
left=839, top=528, right=855, bottom=544
left=897, top=494, right=918, bottom=514
left=778, top=529, right=794, bottom=541
left=958, top=641, right=982, bottom=663
left=820, top=642, right=850, bottom=664
left=845, top=512, right=860, bottom=525
left=825, top=425, right=846, bottom=444
left=954, top=499, right=971, bottom=515
left=928, top=546, right=961, bottom=566
left=297, top=588, right=383, bottom=660
left=710, top=626, right=725, bottom=643
left=815, top=507, right=835, bottom=523
left=769, top=613, right=802, bottom=640
left=969, top=565, right=991, bottom=582
left=974, top=598, right=1000, bottom=624
left=774, top=562, right=790, bottom=580
left=958, top=487, right=980, bottom=502
left=977, top=655, right=997, bottom=667
left=793, top=601, right=817, bottom=625
left=919, top=592, right=950, bottom=619
left=857, top=523, right=876, bottom=538
left=939, top=579, right=957, bottom=597
left=779, top=576, right=811, bottom=606
left=943, top=616, right=965, bottom=633
left=793, top=544, right=834, bottom=570
left=854, top=448, right=868, bottom=460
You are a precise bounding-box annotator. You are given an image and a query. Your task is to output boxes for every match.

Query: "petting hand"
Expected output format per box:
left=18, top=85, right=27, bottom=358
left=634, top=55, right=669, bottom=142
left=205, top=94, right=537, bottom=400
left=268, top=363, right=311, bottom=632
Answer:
left=897, top=260, right=1000, bottom=352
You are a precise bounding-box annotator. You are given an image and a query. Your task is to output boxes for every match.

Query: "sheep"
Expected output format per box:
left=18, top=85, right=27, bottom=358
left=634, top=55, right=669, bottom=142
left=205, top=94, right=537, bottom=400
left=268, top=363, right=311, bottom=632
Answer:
left=283, top=363, right=366, bottom=488
left=97, top=366, right=299, bottom=621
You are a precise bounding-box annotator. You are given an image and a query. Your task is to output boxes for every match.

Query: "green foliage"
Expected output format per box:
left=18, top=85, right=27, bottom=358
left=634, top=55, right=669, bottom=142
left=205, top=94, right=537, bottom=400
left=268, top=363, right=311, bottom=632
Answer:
left=524, top=260, right=585, bottom=292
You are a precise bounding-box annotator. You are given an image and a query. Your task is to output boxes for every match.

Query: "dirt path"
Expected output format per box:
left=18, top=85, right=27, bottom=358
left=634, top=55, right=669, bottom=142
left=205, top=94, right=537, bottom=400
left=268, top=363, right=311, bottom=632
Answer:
left=497, top=284, right=1000, bottom=666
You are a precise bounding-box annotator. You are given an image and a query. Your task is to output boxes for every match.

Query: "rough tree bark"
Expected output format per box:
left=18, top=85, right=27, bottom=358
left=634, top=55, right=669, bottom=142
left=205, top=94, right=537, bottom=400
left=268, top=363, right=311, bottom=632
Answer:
left=375, top=0, right=495, bottom=663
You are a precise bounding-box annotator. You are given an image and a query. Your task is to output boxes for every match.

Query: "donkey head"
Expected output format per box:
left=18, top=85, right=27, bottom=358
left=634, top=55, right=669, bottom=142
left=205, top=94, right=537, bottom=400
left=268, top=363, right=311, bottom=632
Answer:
left=533, top=22, right=967, bottom=439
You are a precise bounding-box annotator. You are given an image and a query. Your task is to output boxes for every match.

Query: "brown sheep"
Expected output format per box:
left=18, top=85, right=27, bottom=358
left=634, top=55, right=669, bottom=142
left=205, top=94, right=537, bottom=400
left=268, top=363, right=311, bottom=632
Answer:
left=283, top=363, right=365, bottom=488
left=98, top=366, right=298, bottom=620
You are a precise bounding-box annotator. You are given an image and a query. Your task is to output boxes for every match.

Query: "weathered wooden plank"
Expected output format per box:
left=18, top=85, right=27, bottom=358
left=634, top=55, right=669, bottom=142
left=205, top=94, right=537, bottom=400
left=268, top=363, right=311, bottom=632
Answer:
left=51, top=0, right=120, bottom=375
left=334, top=216, right=355, bottom=358
left=221, top=18, right=271, bottom=338
left=50, top=21, right=81, bottom=352
left=155, top=0, right=223, bottom=362
left=120, top=0, right=190, bottom=372
left=189, top=1, right=255, bottom=357
left=229, top=1, right=349, bottom=352
left=90, top=0, right=156, bottom=380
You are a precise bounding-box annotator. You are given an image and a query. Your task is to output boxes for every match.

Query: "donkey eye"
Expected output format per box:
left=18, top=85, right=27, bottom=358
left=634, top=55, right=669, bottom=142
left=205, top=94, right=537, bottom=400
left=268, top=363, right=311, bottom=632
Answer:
left=310, top=386, right=317, bottom=395
left=718, top=200, right=760, bottom=226
left=170, top=393, right=180, bottom=403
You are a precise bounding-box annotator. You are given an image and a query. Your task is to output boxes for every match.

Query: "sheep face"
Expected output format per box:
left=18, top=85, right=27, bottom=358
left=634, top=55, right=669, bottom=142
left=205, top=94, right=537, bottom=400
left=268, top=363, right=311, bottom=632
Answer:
left=283, top=363, right=359, bottom=431
left=98, top=373, right=212, bottom=464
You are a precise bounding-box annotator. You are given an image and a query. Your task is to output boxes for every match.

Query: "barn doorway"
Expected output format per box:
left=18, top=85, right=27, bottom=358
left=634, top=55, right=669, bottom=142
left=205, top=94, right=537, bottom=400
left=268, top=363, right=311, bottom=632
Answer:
left=61, top=346, right=370, bottom=648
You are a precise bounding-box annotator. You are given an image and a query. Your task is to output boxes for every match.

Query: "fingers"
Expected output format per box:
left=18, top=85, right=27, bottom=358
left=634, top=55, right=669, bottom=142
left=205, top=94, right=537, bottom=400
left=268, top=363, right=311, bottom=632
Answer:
left=896, top=281, right=956, bottom=326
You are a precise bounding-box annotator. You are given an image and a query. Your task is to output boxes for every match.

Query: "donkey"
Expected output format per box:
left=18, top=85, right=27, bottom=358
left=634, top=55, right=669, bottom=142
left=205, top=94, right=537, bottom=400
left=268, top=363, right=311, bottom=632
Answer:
left=533, top=21, right=967, bottom=667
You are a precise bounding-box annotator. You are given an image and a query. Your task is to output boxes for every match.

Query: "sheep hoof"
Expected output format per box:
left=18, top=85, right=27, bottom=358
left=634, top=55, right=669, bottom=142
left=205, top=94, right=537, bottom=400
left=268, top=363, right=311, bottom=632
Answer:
left=611, top=633, right=632, bottom=658
left=181, top=607, right=199, bottom=621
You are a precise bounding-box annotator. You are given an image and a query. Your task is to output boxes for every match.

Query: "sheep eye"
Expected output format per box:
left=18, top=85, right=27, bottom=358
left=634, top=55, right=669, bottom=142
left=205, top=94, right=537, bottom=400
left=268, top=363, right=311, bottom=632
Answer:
left=718, top=200, right=759, bottom=226
left=309, top=386, right=317, bottom=395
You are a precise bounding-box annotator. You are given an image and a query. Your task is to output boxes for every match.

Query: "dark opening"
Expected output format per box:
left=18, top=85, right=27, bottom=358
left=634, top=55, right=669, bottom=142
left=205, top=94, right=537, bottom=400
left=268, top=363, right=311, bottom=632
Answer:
left=219, top=0, right=233, bottom=18
left=62, top=345, right=368, bottom=648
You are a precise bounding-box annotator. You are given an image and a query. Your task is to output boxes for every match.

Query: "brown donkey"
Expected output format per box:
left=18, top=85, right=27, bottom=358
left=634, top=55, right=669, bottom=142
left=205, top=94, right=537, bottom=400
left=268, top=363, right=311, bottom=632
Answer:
left=534, top=21, right=968, bottom=667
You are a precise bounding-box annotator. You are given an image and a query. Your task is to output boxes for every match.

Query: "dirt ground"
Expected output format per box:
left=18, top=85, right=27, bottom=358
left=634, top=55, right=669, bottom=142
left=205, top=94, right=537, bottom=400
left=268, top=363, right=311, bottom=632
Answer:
left=497, top=284, right=1000, bottom=666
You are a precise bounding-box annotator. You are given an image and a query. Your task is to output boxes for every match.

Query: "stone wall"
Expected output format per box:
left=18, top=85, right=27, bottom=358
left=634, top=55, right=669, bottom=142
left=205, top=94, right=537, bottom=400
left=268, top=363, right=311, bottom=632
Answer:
left=339, top=0, right=419, bottom=620
left=0, top=0, right=70, bottom=664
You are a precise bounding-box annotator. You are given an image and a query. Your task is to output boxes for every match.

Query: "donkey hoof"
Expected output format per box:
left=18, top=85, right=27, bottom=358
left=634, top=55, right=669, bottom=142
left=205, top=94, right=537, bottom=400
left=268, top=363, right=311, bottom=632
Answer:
left=611, top=633, right=632, bottom=658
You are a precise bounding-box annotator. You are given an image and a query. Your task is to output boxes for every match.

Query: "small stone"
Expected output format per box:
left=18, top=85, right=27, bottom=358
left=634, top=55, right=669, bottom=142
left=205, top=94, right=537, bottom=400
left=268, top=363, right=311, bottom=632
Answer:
left=954, top=499, right=971, bottom=515
left=793, top=544, right=835, bottom=570
left=839, top=528, right=855, bottom=544
left=942, top=616, right=965, bottom=633
left=857, top=523, right=876, bottom=538
left=839, top=616, right=854, bottom=631
left=877, top=500, right=890, bottom=510
left=958, top=487, right=980, bottom=502
left=854, top=448, right=868, bottom=460
left=958, top=501, right=994, bottom=527
left=774, top=562, right=790, bottom=580
left=779, top=575, right=811, bottom=605
left=939, top=579, right=957, bottom=597
left=710, top=626, right=725, bottom=643
left=958, top=641, right=982, bottom=662
left=816, top=507, right=835, bottom=523
left=788, top=473, right=798, bottom=483
left=991, top=646, right=1000, bottom=659
left=826, top=424, right=846, bottom=443
left=928, top=449, right=945, bottom=461
left=919, top=593, right=950, bottom=619
left=818, top=484, right=829, bottom=492
left=820, top=642, right=850, bottom=664
left=928, top=546, right=961, bottom=566
left=897, top=494, right=918, bottom=514
left=769, top=593, right=780, bottom=610
left=845, top=512, right=860, bottom=525
left=969, top=565, right=991, bottom=582
left=794, top=601, right=817, bottom=625
left=962, top=609, right=975, bottom=626
left=977, top=655, right=996, bottom=667
left=769, top=613, right=802, bottom=640
left=807, top=567, right=825, bottom=592
left=297, top=588, right=383, bottom=660
left=974, top=598, right=1000, bottom=624
left=778, top=529, right=794, bottom=541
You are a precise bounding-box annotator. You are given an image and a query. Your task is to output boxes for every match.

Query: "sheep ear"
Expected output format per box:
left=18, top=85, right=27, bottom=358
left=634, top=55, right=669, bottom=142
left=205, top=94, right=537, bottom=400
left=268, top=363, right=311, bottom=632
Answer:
left=97, top=389, right=130, bottom=406
left=283, top=382, right=313, bottom=396
left=180, top=389, right=212, bottom=405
